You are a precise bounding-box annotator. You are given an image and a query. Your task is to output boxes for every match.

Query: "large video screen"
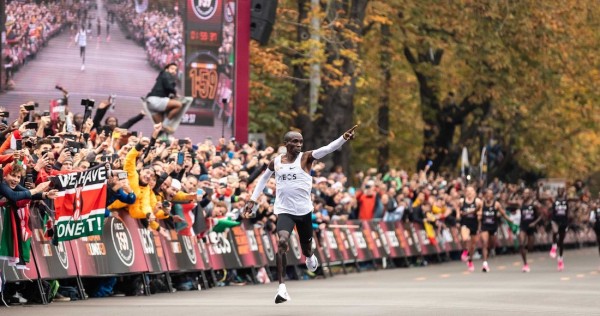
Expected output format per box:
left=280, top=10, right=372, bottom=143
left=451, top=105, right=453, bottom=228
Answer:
left=0, top=0, right=237, bottom=140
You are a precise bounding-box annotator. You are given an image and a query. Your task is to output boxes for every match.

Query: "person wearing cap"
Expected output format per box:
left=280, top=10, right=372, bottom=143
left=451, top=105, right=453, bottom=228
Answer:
left=244, top=124, right=359, bottom=304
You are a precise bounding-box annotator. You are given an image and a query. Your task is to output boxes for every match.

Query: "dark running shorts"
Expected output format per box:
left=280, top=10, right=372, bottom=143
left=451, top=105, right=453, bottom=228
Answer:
left=461, top=218, right=479, bottom=236
left=276, top=212, right=313, bottom=244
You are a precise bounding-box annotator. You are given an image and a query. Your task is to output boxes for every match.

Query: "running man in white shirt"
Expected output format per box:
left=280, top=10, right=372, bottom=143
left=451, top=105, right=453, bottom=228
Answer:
left=75, top=26, right=87, bottom=70
left=244, top=125, right=358, bottom=304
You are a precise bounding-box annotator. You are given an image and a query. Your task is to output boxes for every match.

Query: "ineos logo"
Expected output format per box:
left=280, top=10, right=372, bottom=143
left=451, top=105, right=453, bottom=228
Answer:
left=208, top=231, right=232, bottom=254
left=55, top=241, right=69, bottom=269
left=110, top=217, right=134, bottom=267
left=192, top=0, right=219, bottom=20
left=182, top=235, right=197, bottom=264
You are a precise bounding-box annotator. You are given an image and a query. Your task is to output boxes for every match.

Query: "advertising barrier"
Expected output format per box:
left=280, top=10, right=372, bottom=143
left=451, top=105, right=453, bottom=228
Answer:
left=2, top=208, right=598, bottom=290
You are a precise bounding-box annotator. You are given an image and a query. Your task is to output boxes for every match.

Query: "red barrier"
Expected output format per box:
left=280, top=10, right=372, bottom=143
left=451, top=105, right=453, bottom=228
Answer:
left=4, top=207, right=599, bottom=286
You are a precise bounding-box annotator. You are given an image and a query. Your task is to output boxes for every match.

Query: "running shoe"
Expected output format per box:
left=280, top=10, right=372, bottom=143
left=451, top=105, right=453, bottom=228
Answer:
left=549, top=244, right=557, bottom=259
left=482, top=261, right=490, bottom=273
left=522, top=264, right=530, bottom=273
left=467, top=261, right=474, bottom=272
left=461, top=250, right=469, bottom=262
left=305, top=254, right=319, bottom=272
left=557, top=258, right=564, bottom=271
left=274, top=284, right=291, bottom=304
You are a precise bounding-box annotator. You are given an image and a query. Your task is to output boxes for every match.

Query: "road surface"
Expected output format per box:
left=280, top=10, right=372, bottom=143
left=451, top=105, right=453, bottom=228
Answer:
left=3, top=248, right=600, bottom=316
left=0, top=0, right=230, bottom=140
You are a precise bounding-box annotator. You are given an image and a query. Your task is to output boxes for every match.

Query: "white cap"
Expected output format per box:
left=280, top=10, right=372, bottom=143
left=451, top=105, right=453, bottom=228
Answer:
left=171, top=179, right=182, bottom=191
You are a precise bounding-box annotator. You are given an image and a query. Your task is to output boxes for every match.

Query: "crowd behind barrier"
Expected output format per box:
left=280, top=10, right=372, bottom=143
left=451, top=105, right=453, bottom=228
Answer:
left=2, top=1, right=67, bottom=87
left=0, top=88, right=599, bottom=304
left=108, top=2, right=184, bottom=74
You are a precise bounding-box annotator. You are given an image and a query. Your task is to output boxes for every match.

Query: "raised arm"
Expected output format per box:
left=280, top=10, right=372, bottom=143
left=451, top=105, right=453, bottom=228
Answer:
left=307, top=125, right=358, bottom=162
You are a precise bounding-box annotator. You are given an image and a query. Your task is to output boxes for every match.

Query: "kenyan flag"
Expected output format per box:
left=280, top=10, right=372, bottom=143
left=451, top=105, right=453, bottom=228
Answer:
left=50, top=165, right=108, bottom=241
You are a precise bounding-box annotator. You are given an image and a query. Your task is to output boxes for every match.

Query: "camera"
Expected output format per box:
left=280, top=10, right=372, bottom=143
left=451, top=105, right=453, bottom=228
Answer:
left=0, top=111, right=9, bottom=118
left=81, top=98, right=95, bottom=108
left=23, top=104, right=35, bottom=111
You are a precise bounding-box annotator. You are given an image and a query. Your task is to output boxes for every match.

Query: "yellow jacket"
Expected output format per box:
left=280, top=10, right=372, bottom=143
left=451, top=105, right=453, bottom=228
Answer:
left=108, top=147, right=153, bottom=219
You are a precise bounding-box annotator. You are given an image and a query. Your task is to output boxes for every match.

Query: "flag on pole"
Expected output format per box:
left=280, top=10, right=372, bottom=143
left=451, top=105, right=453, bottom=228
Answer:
left=50, top=165, right=108, bottom=241
left=461, top=147, right=470, bottom=178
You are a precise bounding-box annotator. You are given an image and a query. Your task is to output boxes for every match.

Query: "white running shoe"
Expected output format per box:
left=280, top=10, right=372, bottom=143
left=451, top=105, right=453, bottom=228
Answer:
left=274, top=284, right=291, bottom=304
left=81, top=64, right=85, bottom=71
left=305, top=254, right=319, bottom=272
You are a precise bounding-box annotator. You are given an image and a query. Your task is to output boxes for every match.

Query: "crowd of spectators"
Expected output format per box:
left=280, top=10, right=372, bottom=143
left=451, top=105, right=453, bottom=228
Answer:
left=108, top=2, right=183, bottom=75
left=2, top=1, right=67, bottom=88
left=0, top=85, right=598, bottom=303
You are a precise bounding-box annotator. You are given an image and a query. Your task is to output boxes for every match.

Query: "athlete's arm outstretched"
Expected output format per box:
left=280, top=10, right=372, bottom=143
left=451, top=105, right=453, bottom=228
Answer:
left=243, top=160, right=275, bottom=217
left=304, top=125, right=358, bottom=167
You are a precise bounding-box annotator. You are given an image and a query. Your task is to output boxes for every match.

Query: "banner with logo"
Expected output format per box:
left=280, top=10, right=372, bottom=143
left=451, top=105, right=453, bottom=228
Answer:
left=327, top=222, right=356, bottom=264
left=206, top=230, right=243, bottom=270
left=438, top=226, right=462, bottom=253
left=70, top=212, right=157, bottom=276
left=392, top=222, right=418, bottom=257
left=319, top=228, right=343, bottom=265
left=255, top=227, right=276, bottom=267
left=161, top=228, right=209, bottom=272
left=359, top=220, right=389, bottom=260
left=410, top=223, right=441, bottom=256
left=51, top=165, right=108, bottom=241
left=28, top=205, right=78, bottom=279
left=377, top=221, right=406, bottom=259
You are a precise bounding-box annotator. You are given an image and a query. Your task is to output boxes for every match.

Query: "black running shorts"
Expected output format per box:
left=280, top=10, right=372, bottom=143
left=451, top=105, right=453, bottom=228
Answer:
left=276, top=212, right=314, bottom=244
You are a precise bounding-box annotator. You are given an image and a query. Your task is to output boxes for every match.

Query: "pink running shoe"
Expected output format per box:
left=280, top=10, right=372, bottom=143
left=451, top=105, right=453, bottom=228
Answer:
left=522, top=264, right=530, bottom=273
left=557, top=258, right=564, bottom=271
left=467, top=261, right=474, bottom=272
left=549, top=244, right=557, bottom=259
left=461, top=250, right=469, bottom=262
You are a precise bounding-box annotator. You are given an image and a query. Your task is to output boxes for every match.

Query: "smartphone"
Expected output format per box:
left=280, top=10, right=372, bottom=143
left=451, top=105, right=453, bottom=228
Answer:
left=26, top=122, right=38, bottom=130
left=64, top=134, right=77, bottom=141
left=42, top=110, right=50, bottom=117
left=25, top=173, right=33, bottom=184
left=48, top=136, right=60, bottom=143
left=0, top=111, right=9, bottom=118
left=196, top=188, right=205, bottom=197
left=178, top=139, right=188, bottom=146
left=177, top=152, right=185, bottom=165
left=15, top=139, right=22, bottom=150
left=24, top=104, right=35, bottom=111
left=117, top=172, right=128, bottom=180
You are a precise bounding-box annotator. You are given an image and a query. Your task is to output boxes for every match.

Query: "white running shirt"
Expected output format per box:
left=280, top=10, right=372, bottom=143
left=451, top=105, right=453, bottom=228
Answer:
left=273, top=153, right=313, bottom=216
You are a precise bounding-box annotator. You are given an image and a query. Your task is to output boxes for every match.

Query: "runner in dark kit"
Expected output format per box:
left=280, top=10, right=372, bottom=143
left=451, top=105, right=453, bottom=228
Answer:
left=549, top=187, right=569, bottom=271
left=244, top=125, right=358, bottom=304
left=456, top=186, right=483, bottom=272
left=480, top=189, right=512, bottom=272
left=519, top=188, right=542, bottom=272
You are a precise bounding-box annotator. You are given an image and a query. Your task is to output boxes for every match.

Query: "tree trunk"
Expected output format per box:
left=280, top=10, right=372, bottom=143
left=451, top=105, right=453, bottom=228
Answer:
left=312, top=0, right=369, bottom=174
left=377, top=24, right=391, bottom=173
left=292, top=0, right=314, bottom=149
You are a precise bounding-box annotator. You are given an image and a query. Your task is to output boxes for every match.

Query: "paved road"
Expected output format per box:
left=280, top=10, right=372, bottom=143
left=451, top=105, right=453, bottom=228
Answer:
left=0, top=0, right=230, bottom=140
left=4, top=248, right=600, bottom=316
